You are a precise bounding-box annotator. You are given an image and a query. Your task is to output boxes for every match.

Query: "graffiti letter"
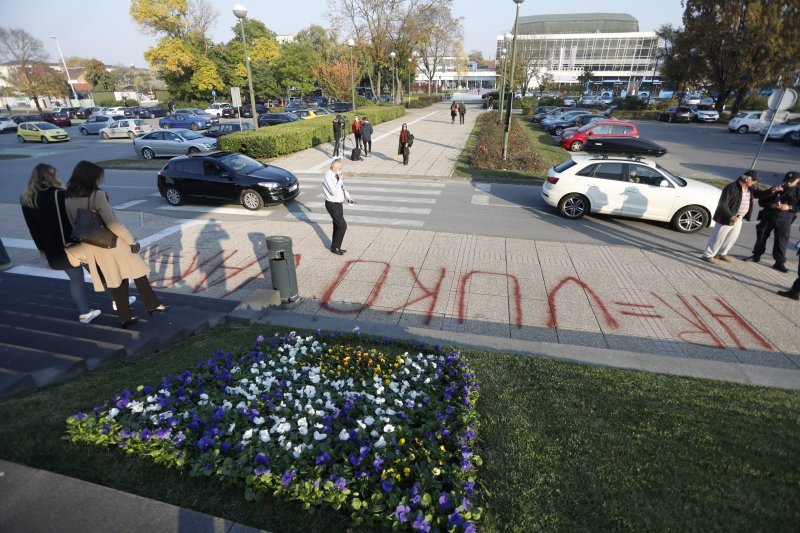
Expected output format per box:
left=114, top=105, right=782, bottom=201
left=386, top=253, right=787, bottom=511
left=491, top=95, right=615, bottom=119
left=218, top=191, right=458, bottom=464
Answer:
left=458, top=271, right=523, bottom=328
left=692, top=296, right=772, bottom=350
left=389, top=267, right=446, bottom=325
left=546, top=276, right=618, bottom=329
left=320, top=260, right=390, bottom=314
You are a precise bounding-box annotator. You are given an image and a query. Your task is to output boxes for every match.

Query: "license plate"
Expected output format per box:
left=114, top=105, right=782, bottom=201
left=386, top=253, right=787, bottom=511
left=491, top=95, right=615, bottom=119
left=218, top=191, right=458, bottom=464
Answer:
left=288, top=184, right=298, bottom=192
left=54, top=135, right=66, bottom=139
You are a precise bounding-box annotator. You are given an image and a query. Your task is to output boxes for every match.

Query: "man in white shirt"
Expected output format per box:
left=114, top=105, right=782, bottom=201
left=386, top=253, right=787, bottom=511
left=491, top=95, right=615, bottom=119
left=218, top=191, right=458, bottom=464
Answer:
left=322, top=159, right=354, bottom=255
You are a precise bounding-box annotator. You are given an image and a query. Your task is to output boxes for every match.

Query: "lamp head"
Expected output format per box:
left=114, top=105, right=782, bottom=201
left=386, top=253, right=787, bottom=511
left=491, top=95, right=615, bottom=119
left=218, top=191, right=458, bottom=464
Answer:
left=513, top=0, right=525, bottom=4
left=390, top=51, right=396, bottom=59
left=347, top=38, right=355, bottom=47
left=232, top=4, right=247, bottom=19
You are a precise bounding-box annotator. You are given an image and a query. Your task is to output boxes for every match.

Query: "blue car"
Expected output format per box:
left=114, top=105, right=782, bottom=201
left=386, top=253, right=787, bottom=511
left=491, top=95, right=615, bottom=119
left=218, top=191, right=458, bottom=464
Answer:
left=158, top=113, right=210, bottom=131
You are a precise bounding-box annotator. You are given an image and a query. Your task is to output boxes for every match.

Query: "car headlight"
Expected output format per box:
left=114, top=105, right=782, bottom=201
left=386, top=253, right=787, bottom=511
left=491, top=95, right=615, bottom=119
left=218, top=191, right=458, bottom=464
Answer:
left=258, top=181, right=280, bottom=189
left=203, top=143, right=216, bottom=148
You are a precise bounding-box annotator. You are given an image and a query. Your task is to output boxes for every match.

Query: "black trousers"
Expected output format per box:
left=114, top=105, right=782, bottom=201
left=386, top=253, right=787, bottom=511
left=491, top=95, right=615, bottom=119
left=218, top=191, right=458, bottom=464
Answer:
left=333, top=137, right=341, bottom=156
left=325, top=200, right=347, bottom=250
left=402, top=146, right=409, bottom=165
left=111, top=276, right=160, bottom=322
left=354, top=133, right=362, bottom=150
left=362, top=140, right=371, bottom=154
left=791, top=257, right=800, bottom=295
left=752, top=212, right=793, bottom=264
left=459, top=113, right=465, bottom=124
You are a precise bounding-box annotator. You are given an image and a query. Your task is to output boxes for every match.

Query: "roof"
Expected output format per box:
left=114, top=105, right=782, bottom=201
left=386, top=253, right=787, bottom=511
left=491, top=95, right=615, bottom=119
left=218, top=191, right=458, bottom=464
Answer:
left=517, top=13, right=639, bottom=35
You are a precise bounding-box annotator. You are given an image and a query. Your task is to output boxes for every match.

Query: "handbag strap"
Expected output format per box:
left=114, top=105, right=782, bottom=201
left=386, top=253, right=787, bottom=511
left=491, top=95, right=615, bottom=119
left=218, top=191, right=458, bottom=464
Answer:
left=54, top=189, right=67, bottom=247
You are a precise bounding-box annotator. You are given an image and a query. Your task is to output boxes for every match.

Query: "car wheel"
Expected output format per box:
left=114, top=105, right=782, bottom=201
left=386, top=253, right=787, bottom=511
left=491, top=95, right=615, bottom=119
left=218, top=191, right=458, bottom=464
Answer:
left=554, top=127, right=564, bottom=136
left=736, top=125, right=748, bottom=134
left=671, top=206, right=709, bottom=233
left=241, top=189, right=263, bottom=211
left=41, top=136, right=48, bottom=144
left=558, top=193, right=589, bottom=219
left=187, top=146, right=201, bottom=155
left=17, top=135, right=25, bottom=143
left=569, top=140, right=583, bottom=151
left=164, top=187, right=184, bottom=206
left=190, top=122, right=199, bottom=131
left=141, top=147, right=155, bottom=160
left=128, top=131, right=136, bottom=139
left=80, top=127, right=88, bottom=135
left=101, top=131, right=109, bottom=139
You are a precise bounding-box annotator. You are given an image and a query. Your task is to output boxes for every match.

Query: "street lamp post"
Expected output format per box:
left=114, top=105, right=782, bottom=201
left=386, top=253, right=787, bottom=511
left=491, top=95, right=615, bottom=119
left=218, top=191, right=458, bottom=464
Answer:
left=50, top=36, right=78, bottom=103
left=497, top=47, right=507, bottom=124
left=348, top=39, right=356, bottom=111
left=407, top=52, right=417, bottom=106
left=502, top=0, right=525, bottom=161
left=627, top=43, right=641, bottom=97
left=390, top=51, right=396, bottom=104
left=647, top=49, right=662, bottom=104
left=233, top=4, right=259, bottom=129
left=681, top=47, right=697, bottom=102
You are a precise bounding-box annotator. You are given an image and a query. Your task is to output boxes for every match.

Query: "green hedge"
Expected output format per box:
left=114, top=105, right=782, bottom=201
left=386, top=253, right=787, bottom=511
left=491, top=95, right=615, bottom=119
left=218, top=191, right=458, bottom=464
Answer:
left=407, top=95, right=441, bottom=108
left=219, top=105, right=405, bottom=159
left=608, top=109, right=661, bottom=120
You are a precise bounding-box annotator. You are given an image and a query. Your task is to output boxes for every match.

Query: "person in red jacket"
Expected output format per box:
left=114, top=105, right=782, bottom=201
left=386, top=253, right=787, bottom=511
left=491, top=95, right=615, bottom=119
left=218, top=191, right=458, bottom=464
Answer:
left=351, top=115, right=362, bottom=150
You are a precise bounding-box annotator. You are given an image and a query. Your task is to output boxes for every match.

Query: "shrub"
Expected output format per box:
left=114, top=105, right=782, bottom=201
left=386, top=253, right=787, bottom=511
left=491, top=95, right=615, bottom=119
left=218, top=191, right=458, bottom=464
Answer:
left=535, top=96, right=566, bottom=107
left=465, top=111, right=541, bottom=172
left=607, top=109, right=661, bottom=120
left=219, top=105, right=405, bottom=159
left=407, top=95, right=441, bottom=108
left=611, top=97, right=649, bottom=111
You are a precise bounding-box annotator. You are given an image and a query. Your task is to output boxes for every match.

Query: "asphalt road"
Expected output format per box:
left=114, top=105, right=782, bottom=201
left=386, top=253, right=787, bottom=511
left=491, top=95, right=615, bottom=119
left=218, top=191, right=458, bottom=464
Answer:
left=0, top=116, right=796, bottom=257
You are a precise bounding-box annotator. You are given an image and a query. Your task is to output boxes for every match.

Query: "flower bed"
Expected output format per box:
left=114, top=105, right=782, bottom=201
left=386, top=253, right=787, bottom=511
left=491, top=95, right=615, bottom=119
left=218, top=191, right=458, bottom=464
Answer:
left=66, top=332, right=481, bottom=531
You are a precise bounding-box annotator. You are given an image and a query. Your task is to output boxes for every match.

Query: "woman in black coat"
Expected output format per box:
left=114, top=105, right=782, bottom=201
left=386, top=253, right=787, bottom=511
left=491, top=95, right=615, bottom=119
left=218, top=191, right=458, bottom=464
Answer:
left=398, top=123, right=412, bottom=165
left=20, top=163, right=101, bottom=323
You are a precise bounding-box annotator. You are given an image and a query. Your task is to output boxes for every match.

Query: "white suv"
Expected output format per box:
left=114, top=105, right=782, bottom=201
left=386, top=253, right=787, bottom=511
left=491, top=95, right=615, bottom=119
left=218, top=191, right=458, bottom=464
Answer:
left=541, top=153, right=721, bottom=233
left=204, top=103, right=232, bottom=117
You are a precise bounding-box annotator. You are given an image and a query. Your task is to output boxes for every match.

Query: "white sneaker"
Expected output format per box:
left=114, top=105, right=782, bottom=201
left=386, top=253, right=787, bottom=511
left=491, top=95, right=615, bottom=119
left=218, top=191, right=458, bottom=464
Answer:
left=79, top=309, right=101, bottom=324
left=112, top=296, right=137, bottom=311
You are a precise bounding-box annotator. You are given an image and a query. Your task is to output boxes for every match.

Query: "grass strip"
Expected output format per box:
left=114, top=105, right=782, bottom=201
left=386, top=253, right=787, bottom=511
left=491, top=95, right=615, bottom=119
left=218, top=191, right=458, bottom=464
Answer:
left=0, top=323, right=798, bottom=531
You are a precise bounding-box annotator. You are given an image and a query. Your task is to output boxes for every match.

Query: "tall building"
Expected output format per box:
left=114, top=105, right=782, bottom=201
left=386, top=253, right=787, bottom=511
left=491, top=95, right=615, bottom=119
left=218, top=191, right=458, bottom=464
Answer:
left=497, top=13, right=660, bottom=97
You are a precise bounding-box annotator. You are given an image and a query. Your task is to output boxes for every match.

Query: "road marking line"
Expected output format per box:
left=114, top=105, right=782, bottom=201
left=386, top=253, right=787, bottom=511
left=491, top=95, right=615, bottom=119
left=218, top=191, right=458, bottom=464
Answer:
left=139, top=219, right=209, bottom=246
left=300, top=110, right=440, bottom=173
left=473, top=183, right=492, bottom=192
left=288, top=212, right=424, bottom=227
left=155, top=205, right=274, bottom=216
left=471, top=195, right=490, bottom=205
left=341, top=186, right=442, bottom=195
left=344, top=178, right=445, bottom=187
left=113, top=200, right=147, bottom=209
left=315, top=193, right=437, bottom=204
left=301, top=201, right=431, bottom=215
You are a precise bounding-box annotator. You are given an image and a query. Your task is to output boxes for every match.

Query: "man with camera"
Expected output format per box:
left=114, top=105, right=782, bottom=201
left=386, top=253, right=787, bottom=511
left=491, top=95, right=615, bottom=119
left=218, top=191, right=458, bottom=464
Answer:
left=322, top=159, right=354, bottom=255
left=744, top=171, right=799, bottom=272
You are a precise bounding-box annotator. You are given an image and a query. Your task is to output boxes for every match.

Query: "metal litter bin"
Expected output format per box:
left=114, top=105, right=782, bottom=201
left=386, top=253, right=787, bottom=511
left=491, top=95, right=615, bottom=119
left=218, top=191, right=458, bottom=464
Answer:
left=266, top=236, right=299, bottom=303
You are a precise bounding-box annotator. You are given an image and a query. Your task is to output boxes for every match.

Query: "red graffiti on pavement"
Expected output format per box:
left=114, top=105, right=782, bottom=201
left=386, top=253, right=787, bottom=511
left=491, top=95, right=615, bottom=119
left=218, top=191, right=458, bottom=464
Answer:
left=693, top=296, right=773, bottom=350
left=457, top=271, right=523, bottom=328
left=546, top=276, right=619, bottom=329
left=320, top=260, right=390, bottom=314
left=388, top=267, right=446, bottom=325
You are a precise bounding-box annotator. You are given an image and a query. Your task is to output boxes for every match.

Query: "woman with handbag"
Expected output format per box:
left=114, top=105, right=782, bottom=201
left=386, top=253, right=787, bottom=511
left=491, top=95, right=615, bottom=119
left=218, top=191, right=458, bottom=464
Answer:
left=398, top=123, right=413, bottom=165
left=20, top=163, right=101, bottom=324
left=64, top=161, right=168, bottom=328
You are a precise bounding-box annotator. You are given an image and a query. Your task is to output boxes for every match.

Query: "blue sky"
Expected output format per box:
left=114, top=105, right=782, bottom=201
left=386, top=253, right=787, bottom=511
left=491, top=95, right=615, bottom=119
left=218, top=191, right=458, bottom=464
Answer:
left=0, top=0, right=684, bottom=66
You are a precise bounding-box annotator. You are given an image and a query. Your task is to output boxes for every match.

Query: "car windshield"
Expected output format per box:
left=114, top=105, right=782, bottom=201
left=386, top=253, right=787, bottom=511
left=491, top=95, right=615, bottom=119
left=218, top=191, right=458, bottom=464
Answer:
left=220, top=153, right=264, bottom=173
left=180, top=131, right=204, bottom=140
left=655, top=163, right=686, bottom=187
left=696, top=105, right=714, bottom=111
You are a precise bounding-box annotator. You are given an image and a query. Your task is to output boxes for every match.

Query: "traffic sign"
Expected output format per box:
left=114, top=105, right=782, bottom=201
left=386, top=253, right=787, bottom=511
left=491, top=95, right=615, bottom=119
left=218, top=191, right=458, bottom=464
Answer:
left=768, top=88, right=797, bottom=112
left=231, top=87, right=242, bottom=107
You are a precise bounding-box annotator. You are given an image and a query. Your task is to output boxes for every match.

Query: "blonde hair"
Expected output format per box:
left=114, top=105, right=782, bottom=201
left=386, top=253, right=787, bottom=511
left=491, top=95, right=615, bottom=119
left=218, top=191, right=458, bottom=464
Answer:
left=20, top=164, right=62, bottom=208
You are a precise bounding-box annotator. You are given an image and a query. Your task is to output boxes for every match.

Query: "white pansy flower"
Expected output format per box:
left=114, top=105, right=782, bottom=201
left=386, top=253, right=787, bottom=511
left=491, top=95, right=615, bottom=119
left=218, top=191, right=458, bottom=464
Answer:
left=384, top=424, right=395, bottom=433
left=259, top=430, right=270, bottom=442
left=159, top=389, right=171, bottom=397
left=364, top=416, right=375, bottom=426
left=108, top=408, right=119, bottom=418
left=222, top=401, right=232, bottom=410
left=243, top=428, right=254, bottom=440
left=357, top=419, right=366, bottom=429
left=228, top=423, right=236, bottom=433
left=339, top=428, right=349, bottom=440
left=370, top=430, right=379, bottom=438
left=375, top=436, right=387, bottom=448
left=253, top=417, right=265, bottom=426
left=386, top=408, right=396, bottom=416
left=129, top=401, right=144, bottom=413
left=313, top=431, right=327, bottom=441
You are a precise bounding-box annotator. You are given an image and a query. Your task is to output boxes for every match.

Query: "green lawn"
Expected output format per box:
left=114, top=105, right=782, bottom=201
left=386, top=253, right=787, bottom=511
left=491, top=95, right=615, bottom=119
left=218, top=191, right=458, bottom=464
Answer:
left=0, top=323, right=797, bottom=531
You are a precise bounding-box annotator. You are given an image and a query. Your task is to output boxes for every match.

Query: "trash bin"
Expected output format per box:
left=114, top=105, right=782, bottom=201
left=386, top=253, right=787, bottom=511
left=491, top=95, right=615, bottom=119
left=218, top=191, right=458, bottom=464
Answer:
left=266, top=236, right=299, bottom=304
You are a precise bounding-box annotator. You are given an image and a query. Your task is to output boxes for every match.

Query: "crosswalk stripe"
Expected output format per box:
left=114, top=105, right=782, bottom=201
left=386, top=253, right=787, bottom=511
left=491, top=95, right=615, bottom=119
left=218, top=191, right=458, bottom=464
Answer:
left=113, top=200, right=147, bottom=209
left=156, top=205, right=273, bottom=216
left=343, top=179, right=445, bottom=188
left=288, top=212, right=424, bottom=227
left=301, top=201, right=431, bottom=215
left=339, top=186, right=441, bottom=195
left=314, top=193, right=437, bottom=204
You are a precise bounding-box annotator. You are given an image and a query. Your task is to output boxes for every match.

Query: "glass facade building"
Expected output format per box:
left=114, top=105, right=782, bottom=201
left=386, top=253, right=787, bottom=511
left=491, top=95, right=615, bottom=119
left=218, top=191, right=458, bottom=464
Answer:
left=497, top=13, right=661, bottom=96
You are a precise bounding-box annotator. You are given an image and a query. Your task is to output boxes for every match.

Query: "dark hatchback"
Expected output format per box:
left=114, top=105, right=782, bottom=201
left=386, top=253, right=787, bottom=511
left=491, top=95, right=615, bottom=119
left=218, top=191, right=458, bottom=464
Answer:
left=75, top=107, right=95, bottom=119
left=258, top=112, right=300, bottom=127
left=12, top=114, right=42, bottom=124
left=241, top=104, right=267, bottom=118
left=138, top=106, right=168, bottom=119
left=221, top=106, right=239, bottom=118
left=657, top=106, right=692, bottom=123
left=205, top=122, right=254, bottom=137
left=41, top=111, right=72, bottom=127
left=328, top=102, right=353, bottom=112
left=157, top=152, right=300, bottom=210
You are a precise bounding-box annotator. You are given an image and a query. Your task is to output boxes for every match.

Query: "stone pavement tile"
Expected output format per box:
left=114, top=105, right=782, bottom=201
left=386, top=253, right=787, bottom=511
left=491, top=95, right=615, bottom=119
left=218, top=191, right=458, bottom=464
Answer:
left=461, top=271, right=511, bottom=297
left=315, top=299, right=364, bottom=317
left=549, top=302, right=601, bottom=331
left=400, top=285, right=456, bottom=317
left=605, top=334, right=665, bottom=355
left=398, top=310, right=445, bottom=330
left=296, top=257, right=351, bottom=280
left=506, top=237, right=539, bottom=256
left=367, top=283, right=414, bottom=309
left=556, top=328, right=609, bottom=348
left=464, top=319, right=511, bottom=338
left=298, top=275, right=336, bottom=299
left=512, top=277, right=548, bottom=301
left=517, top=298, right=552, bottom=328
left=320, top=278, right=377, bottom=305
left=679, top=343, right=740, bottom=363
left=729, top=348, right=799, bottom=369
left=288, top=297, right=322, bottom=315
left=460, top=293, right=510, bottom=322
left=505, top=261, right=544, bottom=281
left=357, top=306, right=403, bottom=326
left=542, top=276, right=588, bottom=304
left=510, top=324, right=559, bottom=344
left=341, top=260, right=395, bottom=283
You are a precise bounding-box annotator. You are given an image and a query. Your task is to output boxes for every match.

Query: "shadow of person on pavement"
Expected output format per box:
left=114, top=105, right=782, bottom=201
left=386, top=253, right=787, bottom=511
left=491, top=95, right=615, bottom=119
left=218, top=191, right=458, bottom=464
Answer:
left=286, top=199, right=331, bottom=249
left=192, top=218, right=230, bottom=295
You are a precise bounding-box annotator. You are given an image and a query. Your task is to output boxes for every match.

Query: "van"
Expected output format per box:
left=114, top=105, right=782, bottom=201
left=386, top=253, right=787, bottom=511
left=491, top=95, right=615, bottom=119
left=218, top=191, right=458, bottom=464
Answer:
left=727, top=110, right=789, bottom=134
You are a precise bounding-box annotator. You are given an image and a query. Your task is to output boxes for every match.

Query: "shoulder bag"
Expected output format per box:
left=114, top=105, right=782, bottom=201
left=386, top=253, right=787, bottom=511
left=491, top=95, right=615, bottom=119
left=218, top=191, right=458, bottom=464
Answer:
left=71, top=190, right=118, bottom=249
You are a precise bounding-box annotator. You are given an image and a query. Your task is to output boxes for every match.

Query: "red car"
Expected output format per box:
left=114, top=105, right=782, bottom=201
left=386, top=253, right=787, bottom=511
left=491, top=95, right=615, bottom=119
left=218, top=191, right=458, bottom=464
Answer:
left=41, top=111, right=72, bottom=128
left=559, top=120, right=638, bottom=152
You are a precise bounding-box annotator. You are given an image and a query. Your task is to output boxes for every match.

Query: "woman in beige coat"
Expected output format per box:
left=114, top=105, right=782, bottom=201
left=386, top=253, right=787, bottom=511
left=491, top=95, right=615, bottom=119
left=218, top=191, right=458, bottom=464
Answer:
left=64, top=161, right=167, bottom=327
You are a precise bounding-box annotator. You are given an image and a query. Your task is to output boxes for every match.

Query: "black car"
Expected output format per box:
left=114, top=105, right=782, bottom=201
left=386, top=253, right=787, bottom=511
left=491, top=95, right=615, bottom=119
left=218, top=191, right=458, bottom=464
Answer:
left=138, top=106, right=168, bottom=119
left=532, top=106, right=572, bottom=123
left=258, top=112, right=300, bottom=127
left=545, top=111, right=593, bottom=135
left=11, top=114, right=42, bottom=124
left=241, top=104, right=266, bottom=118
left=221, top=106, right=239, bottom=118
left=205, top=122, right=254, bottom=137
left=75, top=107, right=95, bottom=119
left=657, top=106, right=692, bottom=123
left=328, top=102, right=353, bottom=112
left=157, top=152, right=300, bottom=210
left=285, top=101, right=309, bottom=113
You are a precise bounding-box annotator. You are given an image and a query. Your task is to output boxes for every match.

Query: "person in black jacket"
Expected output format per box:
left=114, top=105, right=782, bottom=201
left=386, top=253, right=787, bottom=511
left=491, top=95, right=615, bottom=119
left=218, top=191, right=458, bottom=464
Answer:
left=20, top=163, right=101, bottom=323
left=332, top=115, right=343, bottom=157
left=701, top=170, right=781, bottom=264
left=360, top=116, right=373, bottom=156
left=744, top=171, right=799, bottom=272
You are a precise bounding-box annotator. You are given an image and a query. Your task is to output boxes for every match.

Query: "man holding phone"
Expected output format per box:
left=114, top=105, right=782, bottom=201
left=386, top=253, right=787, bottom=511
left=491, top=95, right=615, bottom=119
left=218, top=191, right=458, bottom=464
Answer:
left=322, top=159, right=354, bottom=255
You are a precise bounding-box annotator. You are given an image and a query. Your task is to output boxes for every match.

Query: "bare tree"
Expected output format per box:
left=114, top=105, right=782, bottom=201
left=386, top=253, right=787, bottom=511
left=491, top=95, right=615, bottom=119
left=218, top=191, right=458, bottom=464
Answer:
left=417, top=4, right=462, bottom=94
left=0, top=27, right=51, bottom=108
left=186, top=0, right=218, bottom=39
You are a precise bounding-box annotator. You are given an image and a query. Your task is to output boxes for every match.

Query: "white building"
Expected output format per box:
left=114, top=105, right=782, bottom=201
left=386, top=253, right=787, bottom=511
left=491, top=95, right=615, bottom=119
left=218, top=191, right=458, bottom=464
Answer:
left=415, top=57, right=497, bottom=91
left=497, top=13, right=661, bottom=97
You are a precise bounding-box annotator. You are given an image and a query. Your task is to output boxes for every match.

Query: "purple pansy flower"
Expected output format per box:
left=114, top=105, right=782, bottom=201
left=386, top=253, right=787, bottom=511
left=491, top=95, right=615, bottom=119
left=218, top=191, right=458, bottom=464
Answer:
left=438, top=492, right=451, bottom=509
left=395, top=504, right=411, bottom=523
left=281, top=469, right=295, bottom=486
left=315, top=452, right=331, bottom=465
left=334, top=477, right=347, bottom=490
left=412, top=514, right=431, bottom=532
left=381, top=479, right=393, bottom=492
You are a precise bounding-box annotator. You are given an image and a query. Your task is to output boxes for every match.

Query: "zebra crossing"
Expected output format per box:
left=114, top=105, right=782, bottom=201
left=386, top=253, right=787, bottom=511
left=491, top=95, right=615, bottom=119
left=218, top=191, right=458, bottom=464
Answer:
left=286, top=177, right=445, bottom=228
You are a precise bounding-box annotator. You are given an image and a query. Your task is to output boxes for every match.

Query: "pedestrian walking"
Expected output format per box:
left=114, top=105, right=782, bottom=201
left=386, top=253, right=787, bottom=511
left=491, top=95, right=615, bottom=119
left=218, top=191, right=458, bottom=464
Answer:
left=744, top=171, right=800, bottom=272
left=63, top=161, right=168, bottom=328
left=351, top=115, right=362, bottom=150
left=332, top=114, right=343, bottom=157
left=458, top=101, right=466, bottom=124
left=361, top=116, right=373, bottom=156
left=701, top=170, right=780, bottom=264
left=398, top=123, right=413, bottom=165
left=20, top=163, right=101, bottom=323
left=322, top=159, right=354, bottom=255
left=450, top=102, right=458, bottom=124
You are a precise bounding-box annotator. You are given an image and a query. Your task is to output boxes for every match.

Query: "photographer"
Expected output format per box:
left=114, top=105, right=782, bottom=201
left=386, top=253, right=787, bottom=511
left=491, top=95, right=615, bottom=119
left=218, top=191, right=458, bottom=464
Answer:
left=332, top=114, right=344, bottom=157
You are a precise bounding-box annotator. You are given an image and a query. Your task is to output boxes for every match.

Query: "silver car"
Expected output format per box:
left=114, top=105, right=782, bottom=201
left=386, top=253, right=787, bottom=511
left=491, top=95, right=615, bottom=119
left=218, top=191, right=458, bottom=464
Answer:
left=174, top=108, right=219, bottom=124
left=99, top=119, right=153, bottom=139
left=79, top=114, right=127, bottom=135
left=132, top=128, right=218, bottom=159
